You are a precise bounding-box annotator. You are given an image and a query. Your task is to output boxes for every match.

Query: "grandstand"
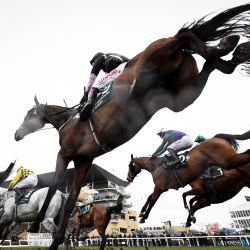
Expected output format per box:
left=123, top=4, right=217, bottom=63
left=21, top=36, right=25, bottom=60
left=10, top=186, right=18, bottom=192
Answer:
left=1, top=163, right=139, bottom=242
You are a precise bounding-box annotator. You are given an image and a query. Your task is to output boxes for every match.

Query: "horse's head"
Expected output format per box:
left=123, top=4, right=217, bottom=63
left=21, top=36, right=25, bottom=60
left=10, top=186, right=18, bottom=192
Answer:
left=15, top=95, right=46, bottom=141
left=127, top=154, right=142, bottom=182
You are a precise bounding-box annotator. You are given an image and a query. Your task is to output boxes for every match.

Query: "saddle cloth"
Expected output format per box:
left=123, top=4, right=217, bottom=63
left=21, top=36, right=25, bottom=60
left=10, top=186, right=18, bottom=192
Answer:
left=201, top=166, right=224, bottom=180
left=161, top=152, right=187, bottom=169
left=93, top=82, right=113, bottom=112
left=77, top=204, right=91, bottom=216
left=17, top=188, right=39, bottom=205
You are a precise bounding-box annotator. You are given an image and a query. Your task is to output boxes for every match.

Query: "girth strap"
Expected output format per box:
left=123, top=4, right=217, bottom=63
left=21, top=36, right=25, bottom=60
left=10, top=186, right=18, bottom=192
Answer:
left=88, top=118, right=112, bottom=153
left=173, top=168, right=185, bottom=189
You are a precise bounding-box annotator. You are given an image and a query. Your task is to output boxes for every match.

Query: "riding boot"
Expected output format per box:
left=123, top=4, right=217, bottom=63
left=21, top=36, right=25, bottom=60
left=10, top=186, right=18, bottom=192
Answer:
left=14, top=188, right=23, bottom=203
left=166, top=148, right=180, bottom=167
left=80, top=88, right=99, bottom=122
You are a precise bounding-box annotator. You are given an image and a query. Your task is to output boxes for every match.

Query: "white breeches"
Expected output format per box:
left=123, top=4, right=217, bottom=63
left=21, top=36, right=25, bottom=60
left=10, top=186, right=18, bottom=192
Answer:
left=14, top=175, right=38, bottom=189
left=168, top=135, right=193, bottom=152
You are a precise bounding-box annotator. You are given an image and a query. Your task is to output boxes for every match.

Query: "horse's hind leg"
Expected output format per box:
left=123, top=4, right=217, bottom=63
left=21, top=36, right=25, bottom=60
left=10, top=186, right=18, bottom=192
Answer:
left=186, top=197, right=211, bottom=227
left=177, top=29, right=239, bottom=59
left=99, top=235, right=107, bottom=250
left=222, top=151, right=250, bottom=170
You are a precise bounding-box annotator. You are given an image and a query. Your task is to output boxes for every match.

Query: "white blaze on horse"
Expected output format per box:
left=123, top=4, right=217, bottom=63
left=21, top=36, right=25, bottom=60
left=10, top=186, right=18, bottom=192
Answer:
left=0, top=187, right=66, bottom=242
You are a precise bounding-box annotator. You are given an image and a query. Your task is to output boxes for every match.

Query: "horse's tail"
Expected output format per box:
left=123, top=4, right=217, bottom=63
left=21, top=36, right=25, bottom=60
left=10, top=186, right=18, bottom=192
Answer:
left=0, top=161, right=16, bottom=185
left=214, top=130, right=250, bottom=152
left=183, top=3, right=250, bottom=43
left=107, top=195, right=123, bottom=216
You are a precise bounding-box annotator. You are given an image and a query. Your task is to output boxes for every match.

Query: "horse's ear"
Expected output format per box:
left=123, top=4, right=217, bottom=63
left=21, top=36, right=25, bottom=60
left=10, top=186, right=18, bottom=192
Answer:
left=131, top=154, right=134, bottom=160
left=34, top=95, right=39, bottom=106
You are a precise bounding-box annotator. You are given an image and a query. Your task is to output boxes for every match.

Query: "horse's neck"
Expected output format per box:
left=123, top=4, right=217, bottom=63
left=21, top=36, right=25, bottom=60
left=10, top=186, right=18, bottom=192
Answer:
left=137, top=158, right=156, bottom=172
left=43, top=105, right=74, bottom=130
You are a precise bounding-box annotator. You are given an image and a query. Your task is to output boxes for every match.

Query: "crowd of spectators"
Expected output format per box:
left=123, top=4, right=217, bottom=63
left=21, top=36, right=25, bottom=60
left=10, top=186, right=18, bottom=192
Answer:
left=3, top=220, right=250, bottom=247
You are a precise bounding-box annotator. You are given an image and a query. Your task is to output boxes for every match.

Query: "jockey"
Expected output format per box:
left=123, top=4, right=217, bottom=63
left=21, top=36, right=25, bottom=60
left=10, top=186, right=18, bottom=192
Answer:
left=79, top=52, right=129, bottom=121
left=8, top=166, right=38, bottom=201
left=150, top=129, right=193, bottom=167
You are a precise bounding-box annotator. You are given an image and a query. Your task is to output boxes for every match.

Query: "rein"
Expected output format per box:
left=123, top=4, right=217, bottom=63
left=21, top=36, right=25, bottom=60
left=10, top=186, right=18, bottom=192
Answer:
left=47, top=104, right=80, bottom=117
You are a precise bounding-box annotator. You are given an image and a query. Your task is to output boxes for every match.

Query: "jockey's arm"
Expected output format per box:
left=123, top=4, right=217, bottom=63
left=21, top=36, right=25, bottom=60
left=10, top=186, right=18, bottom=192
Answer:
left=86, top=55, right=106, bottom=92
left=8, top=171, right=22, bottom=190
left=152, top=140, right=169, bottom=157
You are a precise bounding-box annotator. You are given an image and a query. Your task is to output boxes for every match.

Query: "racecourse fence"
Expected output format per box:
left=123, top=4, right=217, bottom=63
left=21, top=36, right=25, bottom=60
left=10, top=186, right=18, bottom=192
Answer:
left=1, top=234, right=250, bottom=247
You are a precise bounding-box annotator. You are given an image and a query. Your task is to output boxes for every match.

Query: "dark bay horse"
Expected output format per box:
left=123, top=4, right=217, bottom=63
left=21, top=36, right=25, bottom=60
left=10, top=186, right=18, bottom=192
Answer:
left=183, top=163, right=250, bottom=227
left=70, top=195, right=123, bottom=250
left=14, top=4, right=250, bottom=249
left=127, top=131, right=250, bottom=223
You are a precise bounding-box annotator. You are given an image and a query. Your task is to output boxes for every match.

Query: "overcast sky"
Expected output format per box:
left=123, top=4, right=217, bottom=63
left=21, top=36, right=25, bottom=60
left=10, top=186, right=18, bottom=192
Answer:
left=0, top=0, right=250, bottom=230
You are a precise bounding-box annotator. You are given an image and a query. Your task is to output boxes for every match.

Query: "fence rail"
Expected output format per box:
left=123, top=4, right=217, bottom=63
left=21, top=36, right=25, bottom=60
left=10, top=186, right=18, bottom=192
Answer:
left=1, top=235, right=250, bottom=247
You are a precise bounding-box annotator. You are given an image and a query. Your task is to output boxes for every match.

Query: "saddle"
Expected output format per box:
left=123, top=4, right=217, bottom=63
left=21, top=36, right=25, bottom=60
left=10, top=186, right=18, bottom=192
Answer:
left=161, top=152, right=187, bottom=169
left=14, top=187, right=38, bottom=204
left=201, top=165, right=224, bottom=180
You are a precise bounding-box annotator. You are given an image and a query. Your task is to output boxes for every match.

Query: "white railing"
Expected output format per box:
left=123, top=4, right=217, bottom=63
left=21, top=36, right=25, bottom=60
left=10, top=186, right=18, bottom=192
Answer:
left=1, top=235, right=250, bottom=247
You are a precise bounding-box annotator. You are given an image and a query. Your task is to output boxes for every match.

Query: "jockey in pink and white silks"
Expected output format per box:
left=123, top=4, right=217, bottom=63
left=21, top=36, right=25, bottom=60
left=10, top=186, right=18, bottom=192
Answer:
left=79, top=52, right=129, bottom=121
left=151, top=130, right=193, bottom=167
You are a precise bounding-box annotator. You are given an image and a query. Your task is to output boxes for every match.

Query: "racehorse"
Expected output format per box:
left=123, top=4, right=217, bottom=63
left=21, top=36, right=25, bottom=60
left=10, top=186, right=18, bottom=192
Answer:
left=0, top=187, right=66, bottom=242
left=183, top=163, right=250, bottom=226
left=14, top=4, right=250, bottom=249
left=69, top=189, right=123, bottom=250
left=0, top=161, right=15, bottom=186
left=127, top=131, right=250, bottom=223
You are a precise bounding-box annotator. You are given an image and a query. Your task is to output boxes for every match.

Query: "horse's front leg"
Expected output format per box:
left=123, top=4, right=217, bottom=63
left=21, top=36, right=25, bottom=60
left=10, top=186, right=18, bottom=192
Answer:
left=49, top=159, right=92, bottom=250
left=139, top=194, right=152, bottom=218
left=29, top=151, right=69, bottom=233
left=140, top=188, right=163, bottom=223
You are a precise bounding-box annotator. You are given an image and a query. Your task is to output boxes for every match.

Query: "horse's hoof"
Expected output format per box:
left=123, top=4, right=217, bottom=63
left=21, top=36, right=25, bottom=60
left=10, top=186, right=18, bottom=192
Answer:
left=139, top=212, right=144, bottom=218
left=186, top=222, right=191, bottom=227
left=139, top=218, right=145, bottom=223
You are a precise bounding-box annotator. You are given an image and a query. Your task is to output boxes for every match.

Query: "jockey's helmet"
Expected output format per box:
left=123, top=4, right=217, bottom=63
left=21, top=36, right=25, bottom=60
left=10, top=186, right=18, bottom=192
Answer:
left=157, top=128, right=165, bottom=137
left=90, top=52, right=105, bottom=66
left=194, top=135, right=206, bottom=143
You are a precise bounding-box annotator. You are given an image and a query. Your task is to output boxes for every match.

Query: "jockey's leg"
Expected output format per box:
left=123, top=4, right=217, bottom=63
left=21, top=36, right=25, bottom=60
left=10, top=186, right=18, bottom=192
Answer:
left=80, top=87, right=99, bottom=122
